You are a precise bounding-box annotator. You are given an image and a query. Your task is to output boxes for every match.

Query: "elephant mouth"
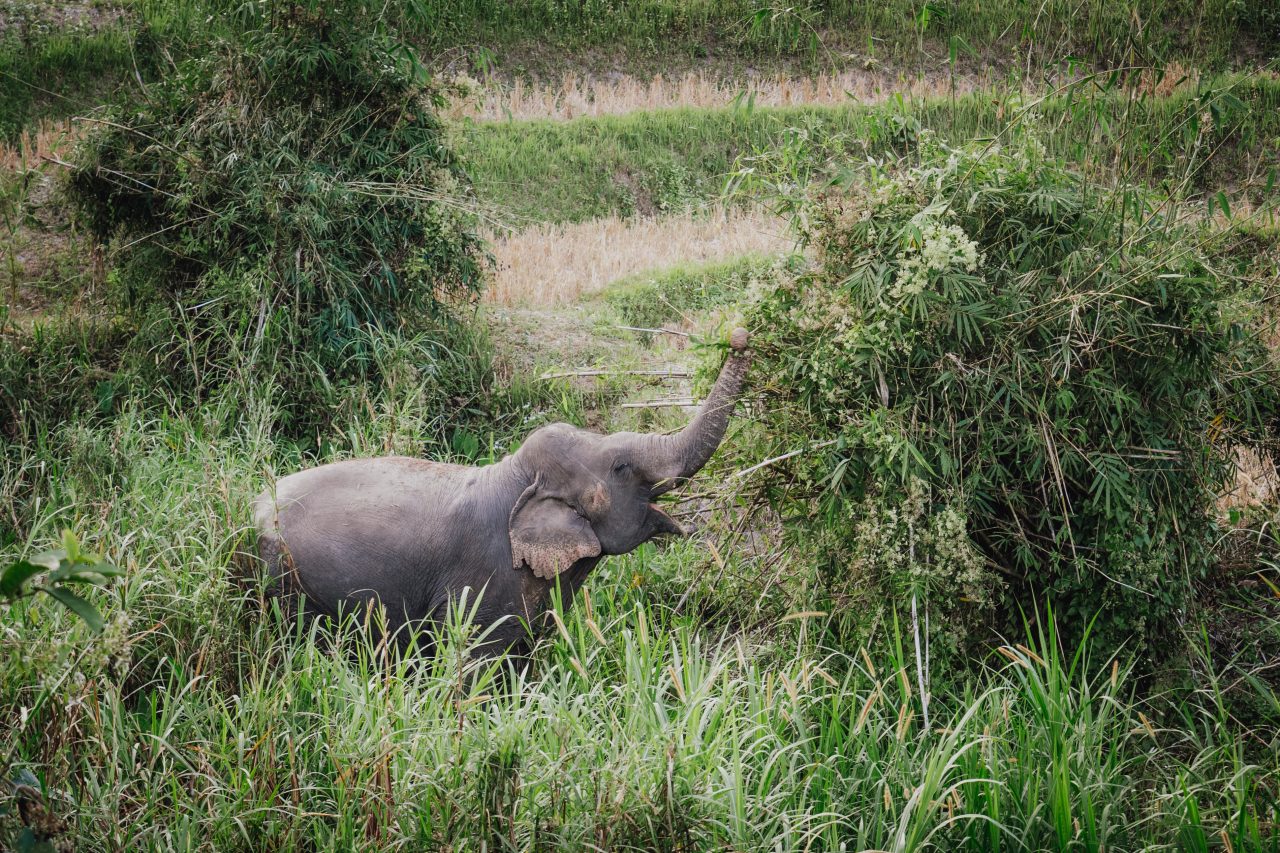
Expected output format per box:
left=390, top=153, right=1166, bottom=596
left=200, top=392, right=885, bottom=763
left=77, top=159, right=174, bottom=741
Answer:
left=647, top=502, right=684, bottom=537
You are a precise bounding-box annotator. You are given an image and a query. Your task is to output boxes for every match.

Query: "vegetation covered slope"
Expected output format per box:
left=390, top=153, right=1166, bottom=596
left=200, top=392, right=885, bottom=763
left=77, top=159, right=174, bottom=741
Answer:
left=460, top=72, right=1280, bottom=223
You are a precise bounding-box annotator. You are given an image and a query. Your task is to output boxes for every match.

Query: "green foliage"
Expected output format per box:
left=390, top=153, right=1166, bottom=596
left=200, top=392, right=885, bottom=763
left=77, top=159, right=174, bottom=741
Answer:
left=604, top=253, right=799, bottom=337
left=1, top=529, right=123, bottom=851
left=2, top=442, right=1277, bottom=849
left=63, top=0, right=486, bottom=418
left=0, top=0, right=224, bottom=141
left=0, top=0, right=1272, bottom=142
left=2, top=2, right=1279, bottom=848
left=0, top=312, right=586, bottom=475
left=0, top=6, right=133, bottom=141
left=0, top=317, right=133, bottom=441
left=739, top=138, right=1280, bottom=660
left=1, top=529, right=121, bottom=632
left=411, top=0, right=1269, bottom=70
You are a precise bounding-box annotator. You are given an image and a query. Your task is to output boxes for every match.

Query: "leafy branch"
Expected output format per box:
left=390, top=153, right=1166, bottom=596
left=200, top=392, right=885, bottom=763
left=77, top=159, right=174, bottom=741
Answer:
left=2, top=530, right=122, bottom=632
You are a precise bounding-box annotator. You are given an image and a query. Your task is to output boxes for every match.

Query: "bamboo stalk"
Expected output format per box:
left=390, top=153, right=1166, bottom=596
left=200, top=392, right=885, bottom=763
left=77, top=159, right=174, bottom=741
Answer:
left=614, top=325, right=691, bottom=337
left=731, top=439, right=839, bottom=479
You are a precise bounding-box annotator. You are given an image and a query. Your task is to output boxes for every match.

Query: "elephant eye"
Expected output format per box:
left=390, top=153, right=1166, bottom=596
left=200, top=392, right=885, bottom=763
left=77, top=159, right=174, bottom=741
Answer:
left=612, top=461, right=630, bottom=475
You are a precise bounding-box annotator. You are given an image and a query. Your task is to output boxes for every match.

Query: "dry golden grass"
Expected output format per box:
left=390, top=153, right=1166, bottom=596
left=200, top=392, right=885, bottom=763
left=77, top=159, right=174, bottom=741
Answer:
left=0, top=119, right=77, bottom=172
left=448, top=69, right=987, bottom=122
left=1219, top=446, right=1279, bottom=513
left=1132, top=61, right=1197, bottom=97
left=485, top=206, right=790, bottom=306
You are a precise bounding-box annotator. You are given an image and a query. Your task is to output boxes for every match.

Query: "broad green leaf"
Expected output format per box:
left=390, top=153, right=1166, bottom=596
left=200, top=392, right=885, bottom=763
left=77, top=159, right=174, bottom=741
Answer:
left=1, top=560, right=44, bottom=598
left=10, top=768, right=40, bottom=788
left=1215, top=191, right=1231, bottom=219
left=27, top=548, right=66, bottom=571
left=44, top=587, right=105, bottom=633
left=59, top=529, right=83, bottom=561
left=47, top=559, right=123, bottom=585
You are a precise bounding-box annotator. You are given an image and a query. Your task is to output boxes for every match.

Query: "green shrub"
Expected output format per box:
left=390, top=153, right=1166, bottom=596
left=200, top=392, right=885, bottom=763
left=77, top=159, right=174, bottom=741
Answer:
left=738, top=137, right=1279, bottom=662
left=64, top=0, right=486, bottom=421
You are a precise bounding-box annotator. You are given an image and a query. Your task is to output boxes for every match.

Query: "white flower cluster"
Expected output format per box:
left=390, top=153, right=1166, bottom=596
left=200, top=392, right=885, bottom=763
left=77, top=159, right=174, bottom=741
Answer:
left=790, top=285, right=853, bottom=332
left=891, top=218, right=982, bottom=299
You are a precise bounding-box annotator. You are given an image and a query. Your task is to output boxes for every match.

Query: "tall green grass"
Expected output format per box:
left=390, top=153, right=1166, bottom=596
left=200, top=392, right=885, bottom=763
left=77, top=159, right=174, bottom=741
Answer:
left=0, top=0, right=220, bottom=140
left=2, top=395, right=1277, bottom=848
left=0, top=24, right=133, bottom=140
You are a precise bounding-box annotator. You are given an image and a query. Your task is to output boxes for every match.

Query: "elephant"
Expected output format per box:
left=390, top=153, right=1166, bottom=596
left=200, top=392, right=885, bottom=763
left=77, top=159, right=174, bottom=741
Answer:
left=253, top=328, right=750, bottom=655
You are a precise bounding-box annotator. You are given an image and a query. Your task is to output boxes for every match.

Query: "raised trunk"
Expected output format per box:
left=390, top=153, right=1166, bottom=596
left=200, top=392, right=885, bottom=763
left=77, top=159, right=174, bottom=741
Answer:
left=644, top=328, right=751, bottom=493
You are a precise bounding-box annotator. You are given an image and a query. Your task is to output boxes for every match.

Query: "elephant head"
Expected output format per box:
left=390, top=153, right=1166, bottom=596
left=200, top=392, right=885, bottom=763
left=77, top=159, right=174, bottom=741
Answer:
left=508, top=328, right=751, bottom=580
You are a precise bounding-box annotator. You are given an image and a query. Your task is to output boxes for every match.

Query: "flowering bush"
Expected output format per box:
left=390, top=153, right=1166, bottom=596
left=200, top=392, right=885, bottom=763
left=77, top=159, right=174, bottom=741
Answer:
left=739, top=138, right=1279, bottom=660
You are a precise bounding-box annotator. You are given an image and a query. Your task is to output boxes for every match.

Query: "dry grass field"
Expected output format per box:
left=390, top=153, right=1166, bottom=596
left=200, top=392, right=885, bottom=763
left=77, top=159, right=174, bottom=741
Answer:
left=484, top=205, right=790, bottom=306
left=448, top=67, right=990, bottom=121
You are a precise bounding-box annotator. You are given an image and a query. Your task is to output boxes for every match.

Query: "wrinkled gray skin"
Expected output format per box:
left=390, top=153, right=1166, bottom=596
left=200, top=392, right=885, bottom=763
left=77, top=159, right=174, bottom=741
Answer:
left=254, top=329, right=750, bottom=655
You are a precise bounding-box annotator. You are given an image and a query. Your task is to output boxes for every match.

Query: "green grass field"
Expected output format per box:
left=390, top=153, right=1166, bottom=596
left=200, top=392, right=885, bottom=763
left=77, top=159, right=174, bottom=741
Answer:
left=460, top=72, right=1280, bottom=223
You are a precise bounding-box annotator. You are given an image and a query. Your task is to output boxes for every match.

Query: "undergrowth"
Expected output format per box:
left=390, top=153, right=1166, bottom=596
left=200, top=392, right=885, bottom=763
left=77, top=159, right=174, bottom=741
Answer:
left=1, top=395, right=1278, bottom=850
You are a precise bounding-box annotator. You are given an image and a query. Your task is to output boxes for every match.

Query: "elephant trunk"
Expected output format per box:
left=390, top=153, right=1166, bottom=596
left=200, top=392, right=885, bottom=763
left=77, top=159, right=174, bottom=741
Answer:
left=645, top=328, right=751, bottom=493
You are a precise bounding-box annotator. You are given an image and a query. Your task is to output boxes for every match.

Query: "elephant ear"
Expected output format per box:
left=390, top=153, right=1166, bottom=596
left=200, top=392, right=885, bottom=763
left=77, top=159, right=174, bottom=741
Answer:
left=509, top=477, right=601, bottom=580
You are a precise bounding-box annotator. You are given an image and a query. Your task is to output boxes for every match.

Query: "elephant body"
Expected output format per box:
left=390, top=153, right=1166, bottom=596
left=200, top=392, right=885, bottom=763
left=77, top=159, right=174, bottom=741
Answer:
left=255, top=453, right=599, bottom=651
left=254, top=329, right=750, bottom=655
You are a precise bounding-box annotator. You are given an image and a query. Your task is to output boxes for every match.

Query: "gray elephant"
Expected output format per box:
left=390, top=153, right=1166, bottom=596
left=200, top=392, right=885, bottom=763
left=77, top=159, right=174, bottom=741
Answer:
left=253, top=329, right=750, bottom=655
